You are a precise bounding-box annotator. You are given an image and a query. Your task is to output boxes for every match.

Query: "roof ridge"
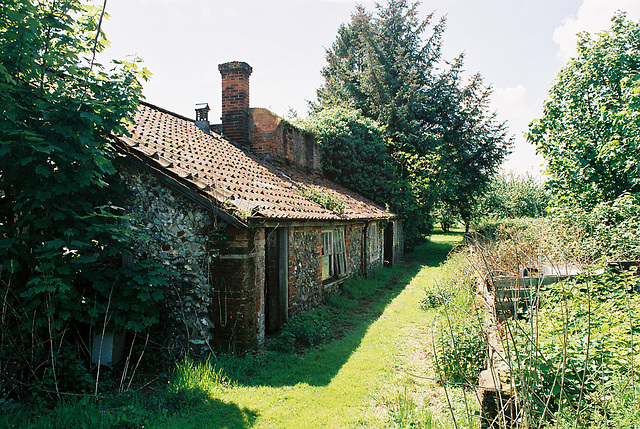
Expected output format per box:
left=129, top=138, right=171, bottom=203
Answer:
left=139, top=100, right=195, bottom=124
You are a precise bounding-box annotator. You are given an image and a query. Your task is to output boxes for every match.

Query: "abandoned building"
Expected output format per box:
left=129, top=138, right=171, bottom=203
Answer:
left=114, top=61, right=403, bottom=353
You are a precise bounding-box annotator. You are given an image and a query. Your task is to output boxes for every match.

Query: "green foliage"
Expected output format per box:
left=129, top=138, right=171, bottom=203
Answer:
left=476, top=172, right=549, bottom=220
left=553, top=193, right=640, bottom=262
left=527, top=12, right=640, bottom=208
left=510, top=270, right=640, bottom=425
left=273, top=308, right=331, bottom=353
left=425, top=251, right=486, bottom=384
left=420, top=286, right=454, bottom=310
left=316, top=0, right=512, bottom=239
left=302, top=107, right=428, bottom=246
left=387, top=387, right=440, bottom=428
left=300, top=187, right=346, bottom=215
left=435, top=319, right=486, bottom=385
left=0, top=0, right=163, bottom=401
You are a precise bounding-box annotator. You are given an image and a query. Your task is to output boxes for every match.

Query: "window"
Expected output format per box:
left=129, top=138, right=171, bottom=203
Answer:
left=369, top=222, right=379, bottom=261
left=321, top=228, right=347, bottom=280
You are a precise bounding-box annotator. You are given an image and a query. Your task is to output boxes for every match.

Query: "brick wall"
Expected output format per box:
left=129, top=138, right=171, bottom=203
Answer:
left=248, top=108, right=321, bottom=171
left=210, top=226, right=265, bottom=351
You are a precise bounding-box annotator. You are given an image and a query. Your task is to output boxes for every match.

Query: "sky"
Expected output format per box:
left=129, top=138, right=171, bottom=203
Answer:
left=98, top=0, right=640, bottom=177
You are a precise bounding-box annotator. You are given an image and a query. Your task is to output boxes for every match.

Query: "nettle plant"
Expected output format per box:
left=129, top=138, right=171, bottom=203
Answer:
left=0, top=0, right=165, bottom=400
left=509, top=269, right=640, bottom=425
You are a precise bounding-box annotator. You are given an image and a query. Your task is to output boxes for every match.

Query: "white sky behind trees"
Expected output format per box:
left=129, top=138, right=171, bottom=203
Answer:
left=98, top=0, right=640, bottom=177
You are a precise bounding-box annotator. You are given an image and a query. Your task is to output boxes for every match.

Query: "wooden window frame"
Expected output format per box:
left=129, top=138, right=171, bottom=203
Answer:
left=321, top=228, right=347, bottom=281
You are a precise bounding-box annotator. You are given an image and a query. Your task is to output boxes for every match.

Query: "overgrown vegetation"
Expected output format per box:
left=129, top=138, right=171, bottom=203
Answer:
left=0, top=0, right=164, bottom=402
left=452, top=216, right=640, bottom=428
left=300, top=187, right=346, bottom=215
left=432, top=172, right=549, bottom=232
left=509, top=269, right=640, bottom=427
left=2, top=235, right=471, bottom=428
left=527, top=12, right=640, bottom=208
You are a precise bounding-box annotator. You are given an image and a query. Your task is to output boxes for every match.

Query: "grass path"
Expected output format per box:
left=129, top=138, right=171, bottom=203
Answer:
left=156, top=233, right=464, bottom=429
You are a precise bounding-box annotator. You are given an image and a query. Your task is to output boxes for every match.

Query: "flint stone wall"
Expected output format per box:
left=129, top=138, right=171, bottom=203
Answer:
left=120, top=165, right=218, bottom=355
left=288, top=226, right=322, bottom=315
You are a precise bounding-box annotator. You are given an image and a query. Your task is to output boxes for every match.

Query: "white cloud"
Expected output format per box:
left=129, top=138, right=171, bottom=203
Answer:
left=491, top=85, right=528, bottom=116
left=554, top=0, right=640, bottom=61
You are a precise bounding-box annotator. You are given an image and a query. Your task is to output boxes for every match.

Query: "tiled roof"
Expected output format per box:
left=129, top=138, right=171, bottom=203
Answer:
left=116, top=102, right=391, bottom=224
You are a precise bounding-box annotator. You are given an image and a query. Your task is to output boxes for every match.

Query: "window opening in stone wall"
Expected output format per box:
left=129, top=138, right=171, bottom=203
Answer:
left=369, top=222, right=379, bottom=262
left=322, top=228, right=347, bottom=280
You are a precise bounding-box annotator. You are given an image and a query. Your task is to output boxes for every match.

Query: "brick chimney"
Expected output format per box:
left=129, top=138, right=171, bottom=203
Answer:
left=219, top=61, right=253, bottom=146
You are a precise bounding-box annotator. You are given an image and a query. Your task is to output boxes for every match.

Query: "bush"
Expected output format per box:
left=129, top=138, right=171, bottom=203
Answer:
left=553, top=193, right=640, bottom=262
left=435, top=319, right=486, bottom=384
left=509, top=270, right=640, bottom=424
left=476, top=172, right=548, bottom=220
left=272, top=309, right=331, bottom=353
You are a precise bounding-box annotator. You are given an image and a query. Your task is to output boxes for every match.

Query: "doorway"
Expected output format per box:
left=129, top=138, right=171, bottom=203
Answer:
left=384, top=222, right=394, bottom=267
left=264, top=227, right=288, bottom=333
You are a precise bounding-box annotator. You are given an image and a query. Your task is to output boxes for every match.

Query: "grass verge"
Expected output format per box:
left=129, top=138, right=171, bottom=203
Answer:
left=2, top=232, right=469, bottom=428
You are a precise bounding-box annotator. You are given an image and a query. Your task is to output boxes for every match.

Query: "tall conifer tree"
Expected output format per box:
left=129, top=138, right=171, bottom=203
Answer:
left=315, top=0, right=511, bottom=236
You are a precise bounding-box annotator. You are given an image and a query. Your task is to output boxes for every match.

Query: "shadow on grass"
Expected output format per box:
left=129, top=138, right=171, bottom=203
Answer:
left=0, top=393, right=259, bottom=429
left=210, top=234, right=462, bottom=389
left=158, top=396, right=258, bottom=429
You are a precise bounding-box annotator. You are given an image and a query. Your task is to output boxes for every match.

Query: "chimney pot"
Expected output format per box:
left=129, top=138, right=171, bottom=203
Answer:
left=195, top=102, right=210, bottom=133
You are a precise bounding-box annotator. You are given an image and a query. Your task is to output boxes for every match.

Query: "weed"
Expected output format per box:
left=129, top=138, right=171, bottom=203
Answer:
left=272, top=308, right=331, bottom=353
left=387, top=387, right=440, bottom=428
left=300, top=187, right=345, bottom=215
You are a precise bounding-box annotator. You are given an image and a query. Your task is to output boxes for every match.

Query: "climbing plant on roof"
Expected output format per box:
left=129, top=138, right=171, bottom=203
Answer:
left=0, top=0, right=163, bottom=401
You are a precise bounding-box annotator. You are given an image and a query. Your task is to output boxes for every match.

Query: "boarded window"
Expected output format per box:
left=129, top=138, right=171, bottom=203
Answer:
left=321, top=228, right=347, bottom=280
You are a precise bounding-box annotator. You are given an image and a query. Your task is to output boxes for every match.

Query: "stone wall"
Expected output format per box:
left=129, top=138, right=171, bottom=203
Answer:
left=121, top=165, right=216, bottom=355
left=346, top=223, right=365, bottom=277
left=120, top=164, right=265, bottom=354
left=365, top=221, right=384, bottom=276
left=288, top=226, right=322, bottom=315
left=120, top=162, right=402, bottom=354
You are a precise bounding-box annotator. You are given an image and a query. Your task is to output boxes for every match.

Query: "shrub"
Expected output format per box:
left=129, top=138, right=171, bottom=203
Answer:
left=476, top=172, right=548, bottom=220
left=435, top=318, right=486, bottom=384
left=553, top=193, right=640, bottom=262
left=509, top=270, right=640, bottom=424
left=272, top=309, right=331, bottom=353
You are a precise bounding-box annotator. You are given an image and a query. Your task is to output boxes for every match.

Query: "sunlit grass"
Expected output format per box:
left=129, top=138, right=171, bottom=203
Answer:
left=2, top=233, right=467, bottom=428
left=154, top=233, right=465, bottom=428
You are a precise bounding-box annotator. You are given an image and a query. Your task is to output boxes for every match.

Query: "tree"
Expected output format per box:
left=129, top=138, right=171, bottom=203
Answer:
left=476, top=172, right=549, bottom=220
left=315, top=0, right=511, bottom=239
left=301, top=107, right=429, bottom=244
left=0, top=0, right=163, bottom=399
left=527, top=12, right=640, bottom=208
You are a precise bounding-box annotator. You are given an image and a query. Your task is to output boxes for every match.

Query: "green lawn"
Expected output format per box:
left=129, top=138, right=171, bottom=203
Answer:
left=2, top=232, right=468, bottom=429
left=155, top=232, right=465, bottom=429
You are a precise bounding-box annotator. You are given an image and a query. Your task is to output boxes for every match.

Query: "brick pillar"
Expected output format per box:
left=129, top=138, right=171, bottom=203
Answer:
left=219, top=61, right=252, bottom=146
